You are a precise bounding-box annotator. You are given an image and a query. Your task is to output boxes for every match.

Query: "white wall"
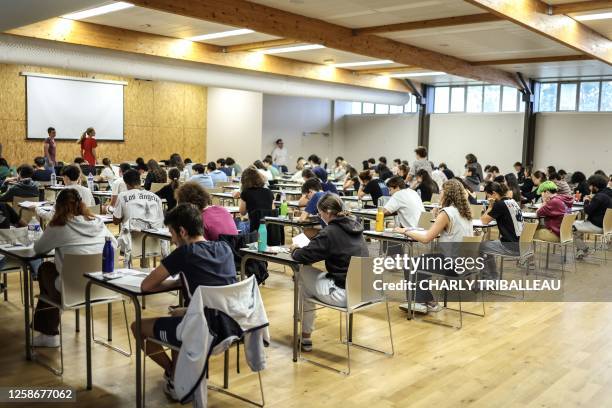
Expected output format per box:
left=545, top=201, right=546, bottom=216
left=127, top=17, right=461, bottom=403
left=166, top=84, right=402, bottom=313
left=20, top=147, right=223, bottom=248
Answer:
left=534, top=113, right=612, bottom=175
left=429, top=113, right=524, bottom=176
left=206, top=87, right=263, bottom=167
left=342, top=114, right=419, bottom=166
left=262, top=95, right=333, bottom=168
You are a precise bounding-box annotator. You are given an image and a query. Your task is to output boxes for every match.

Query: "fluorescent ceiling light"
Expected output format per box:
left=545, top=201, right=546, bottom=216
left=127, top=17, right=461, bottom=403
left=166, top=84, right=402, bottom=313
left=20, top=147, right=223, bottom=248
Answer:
left=188, top=29, right=255, bottom=41
left=390, top=71, right=446, bottom=78
left=332, top=59, right=394, bottom=68
left=62, top=2, right=134, bottom=20
left=262, top=44, right=325, bottom=54
left=574, top=12, right=612, bottom=21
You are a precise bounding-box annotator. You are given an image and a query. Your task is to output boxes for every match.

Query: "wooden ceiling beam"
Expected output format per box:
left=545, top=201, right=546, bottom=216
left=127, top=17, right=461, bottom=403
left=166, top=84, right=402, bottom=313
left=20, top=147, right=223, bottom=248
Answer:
left=550, top=0, right=612, bottom=15
left=471, top=54, right=595, bottom=65
left=465, top=0, right=612, bottom=66
left=355, top=66, right=419, bottom=75
left=6, top=18, right=410, bottom=93
left=129, top=0, right=522, bottom=88
left=222, top=38, right=300, bottom=52
left=353, top=13, right=501, bottom=35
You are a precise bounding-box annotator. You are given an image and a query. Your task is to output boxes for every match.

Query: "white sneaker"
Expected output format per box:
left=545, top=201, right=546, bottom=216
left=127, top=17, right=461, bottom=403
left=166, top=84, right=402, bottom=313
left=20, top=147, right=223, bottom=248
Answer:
left=399, top=302, right=428, bottom=314
left=32, top=334, right=60, bottom=348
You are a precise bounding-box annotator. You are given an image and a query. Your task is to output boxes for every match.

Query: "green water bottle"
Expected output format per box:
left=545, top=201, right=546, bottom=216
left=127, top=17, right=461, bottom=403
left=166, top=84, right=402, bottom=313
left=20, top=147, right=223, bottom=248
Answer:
left=257, top=223, right=268, bottom=252
left=280, top=191, right=288, bottom=217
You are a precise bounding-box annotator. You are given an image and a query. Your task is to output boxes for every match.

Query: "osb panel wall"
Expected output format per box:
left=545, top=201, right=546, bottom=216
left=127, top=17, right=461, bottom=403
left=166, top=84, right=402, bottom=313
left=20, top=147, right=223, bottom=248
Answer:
left=0, top=63, right=206, bottom=165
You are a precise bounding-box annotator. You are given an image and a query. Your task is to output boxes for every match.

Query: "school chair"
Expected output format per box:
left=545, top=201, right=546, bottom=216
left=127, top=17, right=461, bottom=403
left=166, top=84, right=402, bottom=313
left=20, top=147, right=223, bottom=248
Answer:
left=13, top=196, right=40, bottom=224
left=149, top=182, right=167, bottom=193
left=533, top=212, right=578, bottom=278
left=587, top=208, right=612, bottom=261
left=298, top=257, right=394, bottom=375
left=0, top=227, right=28, bottom=303
left=470, top=204, right=484, bottom=219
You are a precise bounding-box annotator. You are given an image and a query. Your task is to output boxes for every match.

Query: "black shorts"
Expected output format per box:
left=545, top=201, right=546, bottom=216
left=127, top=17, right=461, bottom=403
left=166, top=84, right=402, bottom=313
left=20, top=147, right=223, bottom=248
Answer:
left=152, top=316, right=183, bottom=347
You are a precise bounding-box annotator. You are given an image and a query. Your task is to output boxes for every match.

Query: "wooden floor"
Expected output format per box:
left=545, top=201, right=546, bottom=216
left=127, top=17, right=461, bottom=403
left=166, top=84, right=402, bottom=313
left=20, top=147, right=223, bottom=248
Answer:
left=1, top=243, right=612, bottom=408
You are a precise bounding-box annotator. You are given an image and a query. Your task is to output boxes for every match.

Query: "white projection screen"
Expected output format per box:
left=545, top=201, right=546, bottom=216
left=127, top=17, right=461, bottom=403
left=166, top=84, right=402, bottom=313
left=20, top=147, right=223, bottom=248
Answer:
left=25, top=74, right=125, bottom=140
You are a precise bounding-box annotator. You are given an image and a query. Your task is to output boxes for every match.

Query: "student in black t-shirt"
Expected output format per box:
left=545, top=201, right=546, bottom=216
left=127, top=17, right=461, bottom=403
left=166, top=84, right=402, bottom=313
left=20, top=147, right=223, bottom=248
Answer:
left=133, top=204, right=236, bottom=401
left=155, top=168, right=180, bottom=210
left=480, top=182, right=524, bottom=278
left=237, top=167, right=274, bottom=216
left=32, top=157, right=52, bottom=182
left=358, top=170, right=385, bottom=207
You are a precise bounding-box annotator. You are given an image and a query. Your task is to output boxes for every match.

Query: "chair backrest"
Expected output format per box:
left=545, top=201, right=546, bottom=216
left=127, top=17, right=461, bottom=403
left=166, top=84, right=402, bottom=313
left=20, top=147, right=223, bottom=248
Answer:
left=129, top=231, right=162, bottom=259
left=475, top=191, right=486, bottom=200
left=430, top=193, right=440, bottom=204
left=150, top=182, right=167, bottom=193
left=559, top=212, right=578, bottom=243
left=417, top=211, right=433, bottom=229
left=88, top=205, right=101, bottom=215
left=345, top=257, right=380, bottom=310
left=0, top=227, right=28, bottom=245
left=13, top=196, right=40, bottom=223
left=519, top=221, right=538, bottom=244
left=470, top=204, right=484, bottom=219
left=60, top=253, right=118, bottom=308
left=603, top=208, right=612, bottom=236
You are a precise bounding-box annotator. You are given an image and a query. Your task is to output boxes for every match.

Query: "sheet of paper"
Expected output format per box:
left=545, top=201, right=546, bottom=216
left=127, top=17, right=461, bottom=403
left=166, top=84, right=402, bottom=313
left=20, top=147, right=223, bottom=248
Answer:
left=292, top=233, right=310, bottom=248
left=111, top=275, right=145, bottom=288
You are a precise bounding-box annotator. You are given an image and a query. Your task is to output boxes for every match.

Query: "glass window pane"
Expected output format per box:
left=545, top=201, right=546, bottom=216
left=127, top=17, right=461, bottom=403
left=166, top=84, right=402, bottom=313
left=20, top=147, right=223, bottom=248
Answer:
left=558, top=83, right=577, bottom=111
left=375, top=104, right=389, bottom=114
left=600, top=82, right=612, bottom=111
left=389, top=105, right=403, bottom=114
left=434, top=87, right=450, bottom=113
left=351, top=102, right=362, bottom=114
left=363, top=102, right=374, bottom=114
left=579, top=82, right=600, bottom=111
left=466, top=86, right=483, bottom=112
left=450, top=87, right=465, bottom=112
left=538, top=83, right=558, bottom=112
left=483, top=85, right=501, bottom=112
left=501, top=86, right=518, bottom=111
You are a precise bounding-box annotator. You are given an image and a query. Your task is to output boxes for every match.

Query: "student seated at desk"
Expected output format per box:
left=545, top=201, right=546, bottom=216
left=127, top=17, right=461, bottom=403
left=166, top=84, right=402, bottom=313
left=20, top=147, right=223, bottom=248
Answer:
left=342, top=166, right=360, bottom=193
left=32, top=189, right=117, bottom=347
left=32, top=157, right=52, bottom=182
left=455, top=177, right=478, bottom=205
left=263, top=156, right=280, bottom=179
left=394, top=179, right=473, bottom=314
left=414, top=169, right=438, bottom=202
left=290, top=193, right=368, bottom=351
left=383, top=176, right=424, bottom=228
left=525, top=170, right=547, bottom=203
left=237, top=167, right=274, bottom=216
left=189, top=163, right=214, bottom=189
left=206, top=162, right=228, bottom=186
left=0, top=165, right=39, bottom=202
left=570, top=171, right=589, bottom=200
left=333, top=156, right=346, bottom=180
left=358, top=170, right=388, bottom=208
left=299, top=178, right=325, bottom=221
left=438, top=163, right=454, bottom=180
left=133, top=204, right=236, bottom=400
left=254, top=160, right=273, bottom=183
left=549, top=171, right=572, bottom=196
left=143, top=160, right=167, bottom=191
left=574, top=175, right=612, bottom=259
left=176, top=181, right=238, bottom=240
left=397, top=164, right=410, bottom=183
left=155, top=168, right=180, bottom=211
left=216, top=158, right=232, bottom=177
left=480, top=182, right=524, bottom=278
left=60, top=165, right=96, bottom=207
left=463, top=165, right=481, bottom=194
left=533, top=181, right=574, bottom=242
left=225, top=157, right=241, bottom=177
left=313, top=167, right=338, bottom=194
left=104, top=162, right=131, bottom=213
left=99, top=158, right=116, bottom=182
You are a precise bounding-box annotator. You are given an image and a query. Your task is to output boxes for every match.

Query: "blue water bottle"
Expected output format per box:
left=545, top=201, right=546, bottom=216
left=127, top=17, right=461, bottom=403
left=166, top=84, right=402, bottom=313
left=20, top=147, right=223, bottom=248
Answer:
left=102, top=236, right=114, bottom=274
left=257, top=224, right=268, bottom=252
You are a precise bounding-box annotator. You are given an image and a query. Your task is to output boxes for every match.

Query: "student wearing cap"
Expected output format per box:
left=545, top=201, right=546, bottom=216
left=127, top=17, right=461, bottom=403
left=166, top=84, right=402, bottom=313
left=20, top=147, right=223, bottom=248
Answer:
left=534, top=181, right=574, bottom=241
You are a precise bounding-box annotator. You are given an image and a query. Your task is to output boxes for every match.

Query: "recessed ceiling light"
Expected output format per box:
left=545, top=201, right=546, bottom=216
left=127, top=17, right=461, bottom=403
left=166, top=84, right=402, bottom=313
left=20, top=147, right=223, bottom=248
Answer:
left=62, top=2, right=134, bottom=20
left=389, top=71, right=446, bottom=78
left=331, top=59, right=394, bottom=68
left=574, top=12, right=612, bottom=21
left=188, top=29, right=254, bottom=41
left=261, top=44, right=325, bottom=54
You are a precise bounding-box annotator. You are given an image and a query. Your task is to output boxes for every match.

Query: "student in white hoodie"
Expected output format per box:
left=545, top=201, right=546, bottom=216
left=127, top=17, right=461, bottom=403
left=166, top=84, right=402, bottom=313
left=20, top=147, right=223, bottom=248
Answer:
left=32, top=189, right=117, bottom=347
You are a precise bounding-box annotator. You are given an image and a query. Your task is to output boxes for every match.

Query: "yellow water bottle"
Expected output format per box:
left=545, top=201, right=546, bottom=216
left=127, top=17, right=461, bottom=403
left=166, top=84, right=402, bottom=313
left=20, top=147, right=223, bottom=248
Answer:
left=375, top=206, right=384, bottom=232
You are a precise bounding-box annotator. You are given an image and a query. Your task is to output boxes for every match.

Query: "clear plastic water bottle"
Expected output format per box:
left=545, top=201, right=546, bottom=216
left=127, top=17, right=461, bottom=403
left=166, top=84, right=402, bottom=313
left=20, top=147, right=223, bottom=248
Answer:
left=50, top=172, right=57, bottom=187
left=102, top=236, right=114, bottom=274
left=27, top=218, right=41, bottom=244
left=87, top=172, right=94, bottom=191
left=231, top=167, right=236, bottom=178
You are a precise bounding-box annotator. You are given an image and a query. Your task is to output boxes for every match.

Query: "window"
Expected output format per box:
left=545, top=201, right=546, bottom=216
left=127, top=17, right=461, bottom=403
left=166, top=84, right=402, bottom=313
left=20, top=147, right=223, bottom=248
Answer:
left=579, top=82, right=600, bottom=111
left=351, top=101, right=362, bottom=114
left=559, top=83, right=577, bottom=111
left=434, top=87, right=450, bottom=113
left=483, top=85, right=500, bottom=112
left=466, top=86, right=483, bottom=112
left=501, top=86, right=518, bottom=112
left=389, top=104, right=403, bottom=114
left=600, top=81, right=612, bottom=111
left=450, top=87, right=465, bottom=112
left=363, top=102, right=374, bottom=114
left=539, top=83, right=558, bottom=112
left=375, top=104, right=389, bottom=114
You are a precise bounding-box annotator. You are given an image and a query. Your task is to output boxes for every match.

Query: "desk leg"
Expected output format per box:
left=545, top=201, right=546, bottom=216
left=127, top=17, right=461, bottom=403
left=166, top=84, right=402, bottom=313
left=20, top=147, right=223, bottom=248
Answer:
left=292, top=265, right=300, bottom=362
left=133, top=296, right=142, bottom=408
left=239, top=255, right=248, bottom=281
left=86, top=281, right=92, bottom=389
left=22, top=263, right=31, bottom=360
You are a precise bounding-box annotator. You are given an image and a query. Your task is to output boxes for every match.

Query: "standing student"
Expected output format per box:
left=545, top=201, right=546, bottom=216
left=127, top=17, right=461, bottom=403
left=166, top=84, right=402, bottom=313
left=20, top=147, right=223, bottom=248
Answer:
left=0, top=165, right=39, bottom=202
left=132, top=204, right=236, bottom=399
left=358, top=170, right=387, bottom=208
left=465, top=154, right=483, bottom=181
left=237, top=167, right=274, bottom=217
left=383, top=176, right=424, bottom=228
left=32, top=157, right=52, bottom=182
left=407, top=146, right=433, bottom=182
left=271, top=139, right=288, bottom=173
left=189, top=164, right=214, bottom=189
left=78, top=127, right=97, bottom=166
left=99, top=158, right=116, bottom=182
left=534, top=181, right=574, bottom=241
left=176, top=182, right=238, bottom=240
left=414, top=169, right=438, bottom=202
left=480, top=182, right=524, bottom=278
left=574, top=175, right=612, bottom=259
left=144, top=159, right=168, bottom=191
left=32, top=189, right=117, bottom=347
left=291, top=193, right=368, bottom=351
left=155, top=168, right=181, bottom=211
left=43, top=127, right=57, bottom=173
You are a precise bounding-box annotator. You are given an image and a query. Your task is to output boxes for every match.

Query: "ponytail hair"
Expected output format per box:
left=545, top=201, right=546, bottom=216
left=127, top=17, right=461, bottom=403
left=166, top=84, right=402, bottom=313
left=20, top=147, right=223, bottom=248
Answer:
left=316, top=193, right=348, bottom=217
left=77, top=127, right=95, bottom=144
